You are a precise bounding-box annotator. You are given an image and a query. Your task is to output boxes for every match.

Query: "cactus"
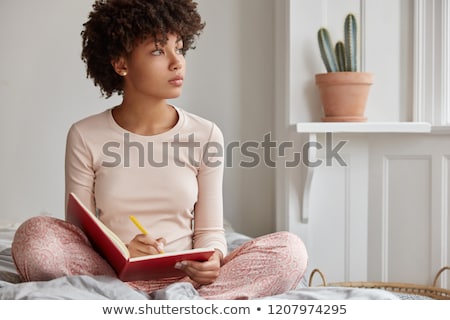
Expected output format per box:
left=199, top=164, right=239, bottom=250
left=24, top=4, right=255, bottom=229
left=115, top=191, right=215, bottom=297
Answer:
left=344, top=13, right=357, bottom=71
left=318, top=28, right=338, bottom=72
left=335, top=41, right=346, bottom=72
left=317, top=13, right=358, bottom=72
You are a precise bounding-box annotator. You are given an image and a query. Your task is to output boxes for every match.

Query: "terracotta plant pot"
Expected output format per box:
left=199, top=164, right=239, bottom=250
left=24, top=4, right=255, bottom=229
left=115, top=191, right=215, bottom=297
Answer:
left=315, top=72, right=374, bottom=122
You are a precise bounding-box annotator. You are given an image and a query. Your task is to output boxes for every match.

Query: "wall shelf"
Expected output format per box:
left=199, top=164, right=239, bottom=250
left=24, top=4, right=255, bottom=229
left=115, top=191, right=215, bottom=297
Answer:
left=296, top=122, right=432, bottom=134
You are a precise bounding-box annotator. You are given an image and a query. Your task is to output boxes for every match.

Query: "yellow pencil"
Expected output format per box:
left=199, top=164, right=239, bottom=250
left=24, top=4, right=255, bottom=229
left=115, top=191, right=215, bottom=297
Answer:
left=129, top=215, right=148, bottom=235
left=129, top=215, right=165, bottom=253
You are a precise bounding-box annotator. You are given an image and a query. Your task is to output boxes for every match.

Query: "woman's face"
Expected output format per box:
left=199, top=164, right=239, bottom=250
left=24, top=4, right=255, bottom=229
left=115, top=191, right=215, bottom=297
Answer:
left=121, top=33, right=186, bottom=101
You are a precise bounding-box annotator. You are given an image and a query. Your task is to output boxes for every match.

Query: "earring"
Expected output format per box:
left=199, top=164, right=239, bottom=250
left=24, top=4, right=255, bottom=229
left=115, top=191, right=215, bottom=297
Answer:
left=121, top=71, right=127, bottom=76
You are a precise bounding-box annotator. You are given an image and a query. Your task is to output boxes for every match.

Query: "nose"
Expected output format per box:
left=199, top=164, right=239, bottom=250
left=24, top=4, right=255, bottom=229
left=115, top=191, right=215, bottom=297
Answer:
left=169, top=52, right=183, bottom=71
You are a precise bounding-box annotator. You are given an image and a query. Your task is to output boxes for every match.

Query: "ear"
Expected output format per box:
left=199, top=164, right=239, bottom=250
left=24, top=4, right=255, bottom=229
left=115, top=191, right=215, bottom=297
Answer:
left=111, top=56, right=128, bottom=77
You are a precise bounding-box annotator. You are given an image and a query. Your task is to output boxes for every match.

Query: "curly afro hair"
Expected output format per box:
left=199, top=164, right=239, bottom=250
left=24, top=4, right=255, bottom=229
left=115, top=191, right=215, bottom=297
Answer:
left=81, top=0, right=205, bottom=98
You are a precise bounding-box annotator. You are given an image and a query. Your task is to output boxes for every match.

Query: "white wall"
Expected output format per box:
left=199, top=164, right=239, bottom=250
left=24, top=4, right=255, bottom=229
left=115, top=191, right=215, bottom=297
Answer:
left=178, top=0, right=276, bottom=236
left=0, top=0, right=276, bottom=237
left=0, top=0, right=115, bottom=226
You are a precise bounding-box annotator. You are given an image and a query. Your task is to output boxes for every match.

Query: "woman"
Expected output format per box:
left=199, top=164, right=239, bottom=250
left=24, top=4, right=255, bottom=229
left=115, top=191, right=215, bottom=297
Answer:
left=12, top=0, right=307, bottom=299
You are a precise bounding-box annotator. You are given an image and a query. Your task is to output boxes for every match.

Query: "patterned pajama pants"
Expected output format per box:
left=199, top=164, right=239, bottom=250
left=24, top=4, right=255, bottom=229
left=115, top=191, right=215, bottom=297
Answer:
left=11, top=216, right=308, bottom=299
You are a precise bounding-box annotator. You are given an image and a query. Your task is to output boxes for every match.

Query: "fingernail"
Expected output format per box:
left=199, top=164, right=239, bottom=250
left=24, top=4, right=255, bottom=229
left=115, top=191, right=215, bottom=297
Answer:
left=174, top=261, right=187, bottom=269
left=157, top=243, right=165, bottom=253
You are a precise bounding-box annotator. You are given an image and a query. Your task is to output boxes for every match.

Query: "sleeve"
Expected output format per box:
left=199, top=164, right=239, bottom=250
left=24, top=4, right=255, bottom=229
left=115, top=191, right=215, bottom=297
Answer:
left=64, top=124, right=96, bottom=218
left=192, top=123, right=228, bottom=257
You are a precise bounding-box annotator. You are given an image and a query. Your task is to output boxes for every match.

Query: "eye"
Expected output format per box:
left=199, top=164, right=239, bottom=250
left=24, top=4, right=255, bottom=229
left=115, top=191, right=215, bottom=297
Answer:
left=151, top=49, right=164, bottom=56
left=176, top=48, right=185, bottom=55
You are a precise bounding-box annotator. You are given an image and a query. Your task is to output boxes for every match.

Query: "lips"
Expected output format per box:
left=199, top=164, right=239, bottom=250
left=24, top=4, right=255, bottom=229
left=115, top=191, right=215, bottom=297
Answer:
left=169, top=75, right=184, bottom=87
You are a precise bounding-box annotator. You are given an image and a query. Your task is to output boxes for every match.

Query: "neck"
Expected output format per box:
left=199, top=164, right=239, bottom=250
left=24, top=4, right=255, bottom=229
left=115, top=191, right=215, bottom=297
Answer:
left=113, top=96, right=178, bottom=136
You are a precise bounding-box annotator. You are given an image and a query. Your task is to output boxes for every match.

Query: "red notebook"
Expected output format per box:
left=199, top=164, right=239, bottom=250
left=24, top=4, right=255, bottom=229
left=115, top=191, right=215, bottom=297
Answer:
left=66, top=192, right=215, bottom=281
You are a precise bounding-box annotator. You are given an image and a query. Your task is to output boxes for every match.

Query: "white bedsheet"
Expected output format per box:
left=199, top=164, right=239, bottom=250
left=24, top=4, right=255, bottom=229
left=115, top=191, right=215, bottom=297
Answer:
left=0, top=277, right=399, bottom=300
left=149, top=282, right=399, bottom=300
left=0, top=227, right=16, bottom=252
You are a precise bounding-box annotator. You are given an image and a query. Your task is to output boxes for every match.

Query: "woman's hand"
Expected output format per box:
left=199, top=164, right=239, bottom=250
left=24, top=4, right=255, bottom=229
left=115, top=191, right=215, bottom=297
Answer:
left=127, top=234, right=166, bottom=258
left=175, top=250, right=223, bottom=285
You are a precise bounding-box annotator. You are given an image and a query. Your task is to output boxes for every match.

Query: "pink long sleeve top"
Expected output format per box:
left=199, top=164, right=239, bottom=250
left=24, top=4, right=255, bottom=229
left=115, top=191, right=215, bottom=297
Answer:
left=64, top=106, right=227, bottom=256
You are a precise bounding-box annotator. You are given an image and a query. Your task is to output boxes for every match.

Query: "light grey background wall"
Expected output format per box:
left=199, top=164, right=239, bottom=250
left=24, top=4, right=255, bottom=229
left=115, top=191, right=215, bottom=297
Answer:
left=0, top=0, right=276, bottom=237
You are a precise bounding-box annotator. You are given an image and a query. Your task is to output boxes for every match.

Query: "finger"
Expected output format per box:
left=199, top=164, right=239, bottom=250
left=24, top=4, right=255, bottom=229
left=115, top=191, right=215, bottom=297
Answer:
left=156, top=237, right=167, bottom=246
left=136, top=234, right=163, bottom=251
left=129, top=235, right=163, bottom=256
left=175, top=262, right=220, bottom=285
left=131, top=242, right=160, bottom=256
left=175, top=260, right=220, bottom=277
left=175, top=260, right=208, bottom=272
left=155, top=237, right=166, bottom=253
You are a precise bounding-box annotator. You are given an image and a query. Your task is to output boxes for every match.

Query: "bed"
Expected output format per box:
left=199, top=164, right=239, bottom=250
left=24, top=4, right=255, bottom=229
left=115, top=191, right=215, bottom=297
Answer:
left=0, top=223, right=424, bottom=300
